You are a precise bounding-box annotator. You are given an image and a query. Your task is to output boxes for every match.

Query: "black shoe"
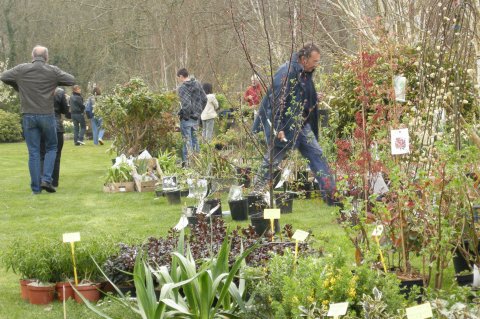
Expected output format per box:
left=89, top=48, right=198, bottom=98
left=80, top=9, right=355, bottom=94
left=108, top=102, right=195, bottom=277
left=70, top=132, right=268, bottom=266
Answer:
left=41, top=181, right=56, bottom=193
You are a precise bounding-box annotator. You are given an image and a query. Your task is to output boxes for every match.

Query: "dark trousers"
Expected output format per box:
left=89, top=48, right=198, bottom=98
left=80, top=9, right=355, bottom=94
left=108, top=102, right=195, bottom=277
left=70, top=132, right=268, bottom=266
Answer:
left=40, top=132, right=64, bottom=187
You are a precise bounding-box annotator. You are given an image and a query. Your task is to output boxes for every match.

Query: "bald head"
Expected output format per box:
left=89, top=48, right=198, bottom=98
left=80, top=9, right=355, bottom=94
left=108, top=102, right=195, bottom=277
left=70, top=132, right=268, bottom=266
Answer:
left=32, top=45, right=48, bottom=62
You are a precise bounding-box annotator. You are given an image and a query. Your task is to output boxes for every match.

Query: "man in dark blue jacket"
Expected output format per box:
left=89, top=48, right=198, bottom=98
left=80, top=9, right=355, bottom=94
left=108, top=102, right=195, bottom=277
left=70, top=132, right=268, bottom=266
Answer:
left=253, top=44, right=336, bottom=205
left=176, top=68, right=207, bottom=166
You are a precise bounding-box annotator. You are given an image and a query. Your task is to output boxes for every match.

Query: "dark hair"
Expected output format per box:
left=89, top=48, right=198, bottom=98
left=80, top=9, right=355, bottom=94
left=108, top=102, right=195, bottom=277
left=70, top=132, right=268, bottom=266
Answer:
left=202, top=83, right=213, bottom=94
left=297, top=43, right=320, bottom=59
left=176, top=68, right=189, bottom=78
left=92, top=87, right=101, bottom=96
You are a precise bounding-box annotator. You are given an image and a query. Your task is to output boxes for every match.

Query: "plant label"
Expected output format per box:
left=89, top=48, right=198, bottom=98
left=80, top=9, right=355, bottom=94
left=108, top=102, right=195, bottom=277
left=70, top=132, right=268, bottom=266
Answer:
left=406, top=303, right=432, bottom=319
left=162, top=176, right=177, bottom=190
left=292, top=229, right=309, bottom=242
left=174, top=215, right=188, bottom=231
left=264, top=209, right=280, bottom=219
left=327, top=302, right=348, bottom=317
left=371, top=225, right=384, bottom=237
left=473, top=265, right=480, bottom=287
left=391, top=128, right=410, bottom=155
left=62, top=232, right=80, bottom=243
left=394, top=75, right=407, bottom=102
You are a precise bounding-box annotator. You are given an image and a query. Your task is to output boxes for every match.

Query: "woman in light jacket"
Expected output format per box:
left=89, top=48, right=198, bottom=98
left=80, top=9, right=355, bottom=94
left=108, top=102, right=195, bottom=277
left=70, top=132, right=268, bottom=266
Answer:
left=200, top=83, right=218, bottom=142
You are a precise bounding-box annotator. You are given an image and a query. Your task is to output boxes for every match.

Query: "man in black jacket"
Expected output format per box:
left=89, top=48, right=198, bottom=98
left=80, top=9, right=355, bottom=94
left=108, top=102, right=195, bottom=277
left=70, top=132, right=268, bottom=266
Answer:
left=176, top=68, right=207, bottom=165
left=0, top=45, right=75, bottom=194
left=70, top=85, right=86, bottom=146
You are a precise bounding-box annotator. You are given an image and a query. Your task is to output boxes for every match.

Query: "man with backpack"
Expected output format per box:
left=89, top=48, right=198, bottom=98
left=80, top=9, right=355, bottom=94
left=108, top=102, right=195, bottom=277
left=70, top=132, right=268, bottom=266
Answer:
left=176, top=68, right=207, bottom=166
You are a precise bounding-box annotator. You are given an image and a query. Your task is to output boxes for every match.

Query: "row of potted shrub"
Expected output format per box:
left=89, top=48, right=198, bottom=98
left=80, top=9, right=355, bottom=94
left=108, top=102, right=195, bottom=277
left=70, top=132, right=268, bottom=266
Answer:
left=1, top=235, right=119, bottom=305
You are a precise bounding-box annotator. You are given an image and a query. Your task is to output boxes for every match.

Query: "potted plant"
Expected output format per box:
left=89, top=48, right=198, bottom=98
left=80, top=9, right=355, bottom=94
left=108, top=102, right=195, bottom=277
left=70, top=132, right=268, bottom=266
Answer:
left=1, top=238, right=39, bottom=301
left=103, top=162, right=135, bottom=193
left=95, top=77, right=179, bottom=157
left=72, top=236, right=117, bottom=304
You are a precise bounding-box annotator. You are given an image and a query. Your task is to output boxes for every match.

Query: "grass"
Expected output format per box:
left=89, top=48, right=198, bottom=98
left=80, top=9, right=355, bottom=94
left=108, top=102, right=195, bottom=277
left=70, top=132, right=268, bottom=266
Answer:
left=0, top=140, right=346, bottom=319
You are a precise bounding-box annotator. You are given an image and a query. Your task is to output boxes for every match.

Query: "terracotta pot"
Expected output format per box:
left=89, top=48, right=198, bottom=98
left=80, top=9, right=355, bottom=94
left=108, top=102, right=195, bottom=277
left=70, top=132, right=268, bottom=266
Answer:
left=19, top=279, right=33, bottom=301
left=74, top=283, right=101, bottom=304
left=55, top=281, right=74, bottom=301
left=27, top=284, right=55, bottom=305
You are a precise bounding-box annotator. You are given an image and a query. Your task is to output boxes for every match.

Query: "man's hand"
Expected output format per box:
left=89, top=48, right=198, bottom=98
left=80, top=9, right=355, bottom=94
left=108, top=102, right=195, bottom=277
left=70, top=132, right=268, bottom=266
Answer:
left=277, top=130, right=286, bottom=141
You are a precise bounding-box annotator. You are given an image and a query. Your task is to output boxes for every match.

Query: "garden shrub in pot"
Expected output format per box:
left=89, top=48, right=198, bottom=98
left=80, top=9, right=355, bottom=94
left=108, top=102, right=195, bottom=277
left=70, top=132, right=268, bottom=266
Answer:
left=95, top=77, right=179, bottom=156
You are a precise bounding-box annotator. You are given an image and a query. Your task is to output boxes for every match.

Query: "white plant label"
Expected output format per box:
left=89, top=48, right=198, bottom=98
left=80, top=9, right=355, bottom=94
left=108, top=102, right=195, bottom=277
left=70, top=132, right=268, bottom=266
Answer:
left=473, top=265, right=480, bottom=287
left=371, top=225, right=384, bottom=237
left=264, top=209, right=281, bottom=219
left=394, top=75, right=407, bottom=102
left=292, top=229, right=309, bottom=242
left=327, top=302, right=348, bottom=317
left=62, top=232, right=81, bottom=243
left=174, top=216, right=189, bottom=231
left=406, top=303, right=433, bottom=319
left=391, top=128, right=410, bottom=155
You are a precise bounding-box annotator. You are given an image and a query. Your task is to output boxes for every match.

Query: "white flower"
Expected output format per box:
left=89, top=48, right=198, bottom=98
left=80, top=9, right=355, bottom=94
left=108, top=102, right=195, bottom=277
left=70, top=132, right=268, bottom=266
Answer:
left=462, top=100, right=469, bottom=104
left=437, top=2, right=442, bottom=7
left=441, top=77, right=447, bottom=83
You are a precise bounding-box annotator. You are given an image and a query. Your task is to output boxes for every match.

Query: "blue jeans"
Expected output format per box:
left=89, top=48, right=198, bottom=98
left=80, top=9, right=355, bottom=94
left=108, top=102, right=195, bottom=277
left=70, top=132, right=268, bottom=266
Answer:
left=91, top=117, right=105, bottom=145
left=71, top=113, right=86, bottom=143
left=258, top=124, right=336, bottom=204
left=22, top=114, right=57, bottom=193
left=180, top=118, right=199, bottom=162
left=202, top=119, right=214, bottom=142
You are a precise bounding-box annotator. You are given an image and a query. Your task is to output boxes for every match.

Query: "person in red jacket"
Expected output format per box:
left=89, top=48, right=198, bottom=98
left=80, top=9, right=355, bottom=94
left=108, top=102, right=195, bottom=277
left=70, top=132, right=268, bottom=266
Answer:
left=244, top=74, right=262, bottom=107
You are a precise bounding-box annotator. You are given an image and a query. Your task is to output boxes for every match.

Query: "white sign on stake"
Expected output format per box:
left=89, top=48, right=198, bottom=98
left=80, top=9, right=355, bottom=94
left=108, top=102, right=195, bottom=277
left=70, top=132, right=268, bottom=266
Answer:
left=405, top=303, right=433, bottom=319
left=391, top=128, right=410, bottom=155
left=371, top=225, right=384, bottom=237
left=292, top=229, right=309, bottom=242
left=62, top=232, right=81, bottom=243
left=174, top=216, right=189, bottom=231
left=264, top=209, right=281, bottom=219
left=327, top=302, right=348, bottom=317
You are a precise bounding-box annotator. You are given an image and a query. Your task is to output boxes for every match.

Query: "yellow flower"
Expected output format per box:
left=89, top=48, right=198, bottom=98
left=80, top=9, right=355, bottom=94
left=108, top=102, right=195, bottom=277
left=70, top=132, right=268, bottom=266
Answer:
left=322, top=300, right=329, bottom=306
left=292, top=296, right=299, bottom=303
left=307, top=296, right=315, bottom=303
left=348, top=287, right=356, bottom=298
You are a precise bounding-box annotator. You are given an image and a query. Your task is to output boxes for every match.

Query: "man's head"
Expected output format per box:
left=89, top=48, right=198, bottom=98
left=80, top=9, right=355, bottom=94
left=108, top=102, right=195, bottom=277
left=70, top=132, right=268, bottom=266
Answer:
left=72, top=85, right=81, bottom=94
left=176, top=68, right=189, bottom=83
left=297, top=43, right=320, bottom=72
left=32, top=45, right=48, bottom=62
left=92, top=87, right=101, bottom=96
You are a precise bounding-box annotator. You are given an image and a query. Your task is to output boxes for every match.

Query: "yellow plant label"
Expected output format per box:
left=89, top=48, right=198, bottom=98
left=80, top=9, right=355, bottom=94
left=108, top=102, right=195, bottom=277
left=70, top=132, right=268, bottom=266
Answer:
left=327, top=302, right=348, bottom=317
left=62, top=232, right=81, bottom=243
left=292, top=229, right=309, bottom=242
left=371, top=225, right=384, bottom=237
left=263, top=209, right=280, bottom=219
left=406, top=303, right=433, bottom=319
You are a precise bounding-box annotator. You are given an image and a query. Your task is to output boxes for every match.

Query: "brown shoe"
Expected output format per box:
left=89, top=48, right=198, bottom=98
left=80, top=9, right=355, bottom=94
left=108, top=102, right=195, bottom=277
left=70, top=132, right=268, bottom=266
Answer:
left=98, top=139, right=104, bottom=145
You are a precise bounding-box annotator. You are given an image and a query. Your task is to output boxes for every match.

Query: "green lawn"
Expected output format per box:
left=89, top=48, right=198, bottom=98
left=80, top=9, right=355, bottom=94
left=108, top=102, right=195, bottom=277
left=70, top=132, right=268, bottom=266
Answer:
left=0, top=140, right=347, bottom=318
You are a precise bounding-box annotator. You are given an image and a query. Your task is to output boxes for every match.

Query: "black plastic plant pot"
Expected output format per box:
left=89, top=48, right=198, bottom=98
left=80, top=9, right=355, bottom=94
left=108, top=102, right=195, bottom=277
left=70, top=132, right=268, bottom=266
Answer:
left=205, top=198, right=222, bottom=216
left=453, top=252, right=471, bottom=274
left=399, top=278, right=425, bottom=303
left=180, top=189, right=189, bottom=197
left=455, top=273, right=473, bottom=286
left=229, top=199, right=248, bottom=221
left=247, top=194, right=267, bottom=215
left=275, top=192, right=294, bottom=214
left=250, top=212, right=280, bottom=237
left=164, top=190, right=181, bottom=204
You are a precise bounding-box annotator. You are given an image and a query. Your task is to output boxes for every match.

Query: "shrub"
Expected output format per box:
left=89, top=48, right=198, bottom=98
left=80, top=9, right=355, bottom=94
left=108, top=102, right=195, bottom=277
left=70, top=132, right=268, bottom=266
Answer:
left=0, top=109, right=22, bottom=142
left=95, top=78, right=179, bottom=156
